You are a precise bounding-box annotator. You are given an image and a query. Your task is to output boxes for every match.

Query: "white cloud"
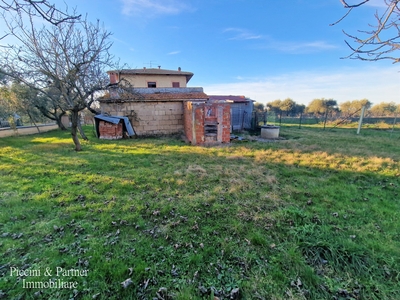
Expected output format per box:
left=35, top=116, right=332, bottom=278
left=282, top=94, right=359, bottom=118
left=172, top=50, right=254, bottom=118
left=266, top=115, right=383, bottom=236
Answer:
left=223, top=28, right=263, bottom=40
left=167, top=51, right=181, bottom=55
left=222, top=28, right=337, bottom=53
left=120, top=0, right=193, bottom=16
left=203, top=66, right=400, bottom=106
left=266, top=40, right=338, bottom=53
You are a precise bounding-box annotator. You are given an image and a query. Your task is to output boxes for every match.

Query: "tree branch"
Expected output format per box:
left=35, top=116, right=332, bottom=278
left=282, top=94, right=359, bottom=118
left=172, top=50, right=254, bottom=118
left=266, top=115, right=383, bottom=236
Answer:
left=0, top=0, right=81, bottom=26
left=339, top=0, right=370, bottom=8
left=334, top=0, right=400, bottom=63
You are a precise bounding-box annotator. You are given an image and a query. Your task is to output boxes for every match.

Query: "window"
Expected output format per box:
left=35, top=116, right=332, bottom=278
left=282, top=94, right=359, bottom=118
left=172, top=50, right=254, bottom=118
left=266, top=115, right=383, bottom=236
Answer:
left=147, top=82, right=156, bottom=88
left=172, top=82, right=180, bottom=88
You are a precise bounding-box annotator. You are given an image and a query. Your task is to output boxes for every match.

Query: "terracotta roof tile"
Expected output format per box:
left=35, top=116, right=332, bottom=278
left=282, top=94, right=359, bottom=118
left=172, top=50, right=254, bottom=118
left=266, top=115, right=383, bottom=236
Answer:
left=99, top=92, right=208, bottom=103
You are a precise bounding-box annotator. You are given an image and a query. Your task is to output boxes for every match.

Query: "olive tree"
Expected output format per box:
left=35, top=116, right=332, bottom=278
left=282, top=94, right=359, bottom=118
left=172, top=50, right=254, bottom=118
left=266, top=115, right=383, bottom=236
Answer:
left=280, top=98, right=295, bottom=116
left=1, top=12, right=115, bottom=150
left=370, top=101, right=400, bottom=116
left=254, top=102, right=265, bottom=112
left=339, top=99, right=371, bottom=117
left=307, top=98, right=338, bottom=128
left=33, top=87, right=68, bottom=130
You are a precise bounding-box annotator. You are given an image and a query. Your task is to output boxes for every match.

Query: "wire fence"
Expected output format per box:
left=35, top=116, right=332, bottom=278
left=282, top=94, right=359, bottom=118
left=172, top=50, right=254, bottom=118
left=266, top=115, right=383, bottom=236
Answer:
left=251, top=111, right=399, bottom=132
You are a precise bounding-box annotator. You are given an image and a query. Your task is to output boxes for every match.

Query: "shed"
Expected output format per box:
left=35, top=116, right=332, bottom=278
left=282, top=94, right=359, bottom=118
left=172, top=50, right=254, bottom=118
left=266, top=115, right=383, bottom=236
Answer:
left=94, top=114, right=135, bottom=140
left=209, top=95, right=254, bottom=131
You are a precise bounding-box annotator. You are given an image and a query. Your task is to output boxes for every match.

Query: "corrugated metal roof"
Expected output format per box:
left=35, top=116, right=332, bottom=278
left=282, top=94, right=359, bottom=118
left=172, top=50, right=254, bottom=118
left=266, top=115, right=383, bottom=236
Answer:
left=94, top=114, right=135, bottom=137
left=209, top=95, right=250, bottom=103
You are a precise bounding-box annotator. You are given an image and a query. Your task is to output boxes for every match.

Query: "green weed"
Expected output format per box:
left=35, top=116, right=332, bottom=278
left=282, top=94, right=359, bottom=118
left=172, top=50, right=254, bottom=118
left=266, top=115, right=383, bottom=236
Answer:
left=0, top=127, right=399, bottom=299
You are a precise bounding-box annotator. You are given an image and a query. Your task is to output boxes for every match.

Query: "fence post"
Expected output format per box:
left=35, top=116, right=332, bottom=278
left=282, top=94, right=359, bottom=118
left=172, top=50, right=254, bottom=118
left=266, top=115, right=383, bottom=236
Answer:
left=299, top=113, right=302, bottom=129
left=357, top=105, right=366, bottom=135
left=390, top=114, right=397, bottom=137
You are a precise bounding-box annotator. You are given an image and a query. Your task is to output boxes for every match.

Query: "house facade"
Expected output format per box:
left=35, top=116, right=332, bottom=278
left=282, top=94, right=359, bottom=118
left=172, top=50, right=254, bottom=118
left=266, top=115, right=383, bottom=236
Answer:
left=107, top=67, right=193, bottom=88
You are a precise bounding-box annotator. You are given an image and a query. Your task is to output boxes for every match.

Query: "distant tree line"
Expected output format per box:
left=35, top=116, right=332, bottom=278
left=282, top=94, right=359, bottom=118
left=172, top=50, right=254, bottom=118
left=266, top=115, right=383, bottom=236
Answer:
left=254, top=98, right=400, bottom=118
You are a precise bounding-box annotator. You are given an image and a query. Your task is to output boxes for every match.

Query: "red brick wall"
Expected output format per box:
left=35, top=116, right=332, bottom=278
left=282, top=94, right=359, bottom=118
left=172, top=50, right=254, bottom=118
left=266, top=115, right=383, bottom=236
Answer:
left=183, top=101, right=231, bottom=145
left=99, top=121, right=123, bottom=139
left=194, top=104, right=205, bottom=144
left=220, top=103, right=231, bottom=143
left=183, top=101, right=193, bottom=142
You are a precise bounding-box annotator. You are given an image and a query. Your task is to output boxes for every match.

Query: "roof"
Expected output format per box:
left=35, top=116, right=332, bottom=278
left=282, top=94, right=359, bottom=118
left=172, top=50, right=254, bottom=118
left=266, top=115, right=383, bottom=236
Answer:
left=107, top=68, right=194, bottom=83
left=208, top=95, right=252, bottom=103
left=98, top=88, right=208, bottom=102
left=139, top=92, right=208, bottom=101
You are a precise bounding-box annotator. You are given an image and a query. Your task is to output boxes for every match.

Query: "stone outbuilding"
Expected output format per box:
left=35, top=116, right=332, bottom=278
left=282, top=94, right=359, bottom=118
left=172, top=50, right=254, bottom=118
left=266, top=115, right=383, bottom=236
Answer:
left=99, top=86, right=209, bottom=136
left=98, top=67, right=231, bottom=145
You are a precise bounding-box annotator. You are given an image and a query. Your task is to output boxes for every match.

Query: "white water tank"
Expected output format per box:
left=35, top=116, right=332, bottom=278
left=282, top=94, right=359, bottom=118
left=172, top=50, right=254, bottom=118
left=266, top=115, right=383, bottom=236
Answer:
left=261, top=125, right=280, bottom=139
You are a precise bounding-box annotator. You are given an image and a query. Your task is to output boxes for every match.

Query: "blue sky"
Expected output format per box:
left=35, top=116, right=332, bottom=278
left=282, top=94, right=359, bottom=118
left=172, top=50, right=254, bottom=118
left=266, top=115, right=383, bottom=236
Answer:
left=30, top=0, right=400, bottom=105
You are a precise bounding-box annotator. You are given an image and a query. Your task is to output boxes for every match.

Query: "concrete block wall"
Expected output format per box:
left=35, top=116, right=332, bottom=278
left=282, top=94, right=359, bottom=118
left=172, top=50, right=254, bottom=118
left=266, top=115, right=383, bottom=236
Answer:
left=101, top=101, right=184, bottom=136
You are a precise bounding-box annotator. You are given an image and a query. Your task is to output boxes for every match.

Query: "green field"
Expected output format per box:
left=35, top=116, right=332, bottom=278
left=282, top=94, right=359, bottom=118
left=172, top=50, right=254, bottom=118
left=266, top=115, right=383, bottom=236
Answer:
left=0, top=127, right=399, bottom=299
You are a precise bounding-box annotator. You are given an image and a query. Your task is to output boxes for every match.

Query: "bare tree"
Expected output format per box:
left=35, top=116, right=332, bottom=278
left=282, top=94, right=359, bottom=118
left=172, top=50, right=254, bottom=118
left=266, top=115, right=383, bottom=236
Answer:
left=333, top=0, right=400, bottom=63
left=0, top=0, right=80, bottom=23
left=1, top=12, right=115, bottom=150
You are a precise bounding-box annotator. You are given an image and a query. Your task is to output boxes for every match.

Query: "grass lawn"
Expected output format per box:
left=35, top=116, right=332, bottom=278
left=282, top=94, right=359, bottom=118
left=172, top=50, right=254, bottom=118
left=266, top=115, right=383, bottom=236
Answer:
left=0, top=126, right=399, bottom=299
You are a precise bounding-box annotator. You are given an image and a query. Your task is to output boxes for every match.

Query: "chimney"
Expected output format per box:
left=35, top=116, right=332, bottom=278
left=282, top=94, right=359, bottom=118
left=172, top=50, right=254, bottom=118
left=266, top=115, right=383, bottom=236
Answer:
left=109, top=72, right=117, bottom=84
left=178, top=67, right=181, bottom=72
left=143, top=67, right=146, bottom=70
left=158, top=66, right=161, bottom=69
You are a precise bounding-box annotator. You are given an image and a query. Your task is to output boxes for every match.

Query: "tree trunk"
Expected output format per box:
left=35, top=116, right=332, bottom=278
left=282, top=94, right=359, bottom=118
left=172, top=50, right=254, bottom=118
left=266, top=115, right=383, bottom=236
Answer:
left=36, top=105, right=67, bottom=130
left=78, top=120, right=88, bottom=140
left=70, top=110, right=82, bottom=151
left=27, top=111, right=41, bottom=133
left=55, top=115, right=67, bottom=130
left=56, top=111, right=67, bottom=130
left=323, top=109, right=329, bottom=130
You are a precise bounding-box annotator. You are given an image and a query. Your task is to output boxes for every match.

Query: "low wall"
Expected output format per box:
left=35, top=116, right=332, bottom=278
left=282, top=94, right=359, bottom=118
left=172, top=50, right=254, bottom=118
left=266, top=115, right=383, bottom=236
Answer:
left=0, top=124, right=58, bottom=138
